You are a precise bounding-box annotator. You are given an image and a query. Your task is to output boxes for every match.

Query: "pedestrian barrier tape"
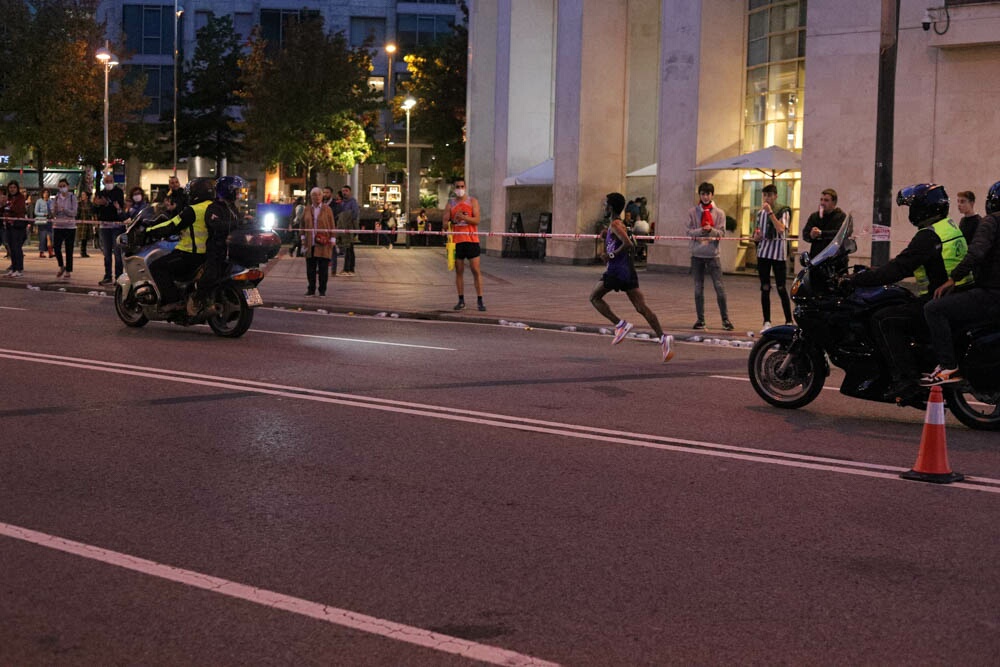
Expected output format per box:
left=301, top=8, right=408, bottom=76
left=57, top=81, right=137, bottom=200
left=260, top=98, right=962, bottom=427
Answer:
left=1, top=217, right=881, bottom=243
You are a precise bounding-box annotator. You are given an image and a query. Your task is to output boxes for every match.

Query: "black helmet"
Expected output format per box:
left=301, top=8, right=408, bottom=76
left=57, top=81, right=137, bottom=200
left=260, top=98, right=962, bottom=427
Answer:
left=185, top=177, right=216, bottom=204
left=985, top=180, right=1000, bottom=216
left=896, top=183, right=949, bottom=226
left=216, top=175, right=246, bottom=202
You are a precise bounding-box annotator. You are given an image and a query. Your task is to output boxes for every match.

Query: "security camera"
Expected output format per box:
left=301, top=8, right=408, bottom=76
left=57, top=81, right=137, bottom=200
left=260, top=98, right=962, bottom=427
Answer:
left=922, top=9, right=933, bottom=31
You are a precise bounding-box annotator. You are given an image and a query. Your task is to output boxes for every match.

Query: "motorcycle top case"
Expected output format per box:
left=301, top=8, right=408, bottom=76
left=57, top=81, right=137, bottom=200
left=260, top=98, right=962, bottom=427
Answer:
left=227, top=230, right=281, bottom=266
left=963, top=330, right=1000, bottom=391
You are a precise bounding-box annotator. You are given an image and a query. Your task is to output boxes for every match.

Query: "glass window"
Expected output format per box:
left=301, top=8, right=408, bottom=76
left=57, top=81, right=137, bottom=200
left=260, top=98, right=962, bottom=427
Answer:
left=397, top=13, right=454, bottom=49
left=126, top=64, right=173, bottom=118
left=260, top=8, right=320, bottom=51
left=123, top=4, right=174, bottom=56
left=350, top=16, right=386, bottom=47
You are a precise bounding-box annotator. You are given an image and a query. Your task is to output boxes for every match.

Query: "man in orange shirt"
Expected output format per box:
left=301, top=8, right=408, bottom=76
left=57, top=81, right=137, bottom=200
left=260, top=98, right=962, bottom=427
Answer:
left=443, top=177, right=485, bottom=311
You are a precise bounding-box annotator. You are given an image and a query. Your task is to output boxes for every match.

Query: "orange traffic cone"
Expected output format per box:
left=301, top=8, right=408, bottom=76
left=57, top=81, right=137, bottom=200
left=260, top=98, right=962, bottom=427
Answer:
left=900, top=386, right=964, bottom=484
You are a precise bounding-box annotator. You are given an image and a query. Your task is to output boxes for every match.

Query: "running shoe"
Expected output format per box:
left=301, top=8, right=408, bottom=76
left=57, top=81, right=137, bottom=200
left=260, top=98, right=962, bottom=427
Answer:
left=920, top=365, right=961, bottom=386
left=762, top=321, right=772, bottom=331
left=453, top=301, right=466, bottom=310
left=692, top=320, right=706, bottom=330
left=722, top=320, right=735, bottom=331
left=477, top=303, right=486, bottom=312
left=660, top=334, right=675, bottom=362
left=612, top=320, right=633, bottom=345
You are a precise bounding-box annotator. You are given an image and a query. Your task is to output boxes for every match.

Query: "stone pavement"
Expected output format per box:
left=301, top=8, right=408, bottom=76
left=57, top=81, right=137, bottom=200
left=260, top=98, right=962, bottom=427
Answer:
left=1, top=243, right=779, bottom=339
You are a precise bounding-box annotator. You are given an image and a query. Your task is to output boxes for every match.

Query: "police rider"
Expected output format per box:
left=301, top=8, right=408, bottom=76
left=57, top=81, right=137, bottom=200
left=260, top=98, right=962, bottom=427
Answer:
left=843, top=184, right=971, bottom=400
left=188, top=175, right=245, bottom=315
left=921, top=180, right=1000, bottom=386
left=145, top=177, right=215, bottom=310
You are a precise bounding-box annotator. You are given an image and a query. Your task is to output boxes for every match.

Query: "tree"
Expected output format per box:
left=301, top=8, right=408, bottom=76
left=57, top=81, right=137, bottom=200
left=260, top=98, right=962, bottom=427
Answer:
left=241, top=17, right=381, bottom=187
left=397, top=2, right=469, bottom=179
left=176, top=14, right=244, bottom=175
left=0, top=0, right=147, bottom=184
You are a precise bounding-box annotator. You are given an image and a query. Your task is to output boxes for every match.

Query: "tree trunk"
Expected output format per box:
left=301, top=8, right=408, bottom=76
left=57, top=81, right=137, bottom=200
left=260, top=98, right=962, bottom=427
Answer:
left=35, top=148, right=45, bottom=194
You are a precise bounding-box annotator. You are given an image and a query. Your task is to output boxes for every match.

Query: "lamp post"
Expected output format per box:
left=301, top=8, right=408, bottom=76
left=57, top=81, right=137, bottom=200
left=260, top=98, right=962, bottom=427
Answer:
left=173, top=2, right=184, bottom=175
left=384, top=42, right=396, bottom=143
left=95, top=42, right=118, bottom=178
left=402, top=96, right=416, bottom=248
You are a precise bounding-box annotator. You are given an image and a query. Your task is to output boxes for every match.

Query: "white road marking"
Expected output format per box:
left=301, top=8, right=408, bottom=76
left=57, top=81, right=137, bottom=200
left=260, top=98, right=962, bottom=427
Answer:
left=711, top=374, right=840, bottom=391
left=2, top=347, right=998, bottom=493
left=249, top=327, right=456, bottom=350
left=0, top=306, right=28, bottom=311
left=0, top=521, right=558, bottom=667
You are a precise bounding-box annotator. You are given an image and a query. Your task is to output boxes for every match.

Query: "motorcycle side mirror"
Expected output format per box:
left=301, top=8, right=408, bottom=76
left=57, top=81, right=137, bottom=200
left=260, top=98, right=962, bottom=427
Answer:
left=800, top=252, right=811, bottom=267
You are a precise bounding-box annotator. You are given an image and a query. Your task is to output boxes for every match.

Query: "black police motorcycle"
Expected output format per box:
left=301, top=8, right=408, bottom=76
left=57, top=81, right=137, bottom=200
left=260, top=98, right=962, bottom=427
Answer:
left=113, top=207, right=280, bottom=338
left=748, top=215, right=1000, bottom=430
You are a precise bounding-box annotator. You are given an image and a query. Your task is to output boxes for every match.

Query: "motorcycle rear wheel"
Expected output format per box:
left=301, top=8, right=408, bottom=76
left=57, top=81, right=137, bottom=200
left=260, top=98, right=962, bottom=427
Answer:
left=944, top=385, right=1000, bottom=431
left=206, top=284, right=254, bottom=338
left=114, top=285, right=148, bottom=328
left=748, top=337, right=826, bottom=409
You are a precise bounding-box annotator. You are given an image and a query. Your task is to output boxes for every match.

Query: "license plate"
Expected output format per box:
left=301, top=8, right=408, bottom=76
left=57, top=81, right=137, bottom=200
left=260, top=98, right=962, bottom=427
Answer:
left=243, top=288, right=263, bottom=307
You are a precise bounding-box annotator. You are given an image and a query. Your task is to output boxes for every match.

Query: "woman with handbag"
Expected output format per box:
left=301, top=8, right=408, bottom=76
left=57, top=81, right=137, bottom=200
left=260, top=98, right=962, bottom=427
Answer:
left=302, top=187, right=335, bottom=297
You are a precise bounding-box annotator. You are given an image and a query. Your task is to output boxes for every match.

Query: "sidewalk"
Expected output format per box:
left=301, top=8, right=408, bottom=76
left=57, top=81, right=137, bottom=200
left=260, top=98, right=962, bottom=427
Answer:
left=1, top=244, right=774, bottom=339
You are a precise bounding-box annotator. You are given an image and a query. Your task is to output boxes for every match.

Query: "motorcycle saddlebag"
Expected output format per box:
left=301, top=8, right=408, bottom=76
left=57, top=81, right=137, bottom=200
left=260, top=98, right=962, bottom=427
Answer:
left=227, top=230, right=281, bottom=266
left=962, top=330, right=1000, bottom=392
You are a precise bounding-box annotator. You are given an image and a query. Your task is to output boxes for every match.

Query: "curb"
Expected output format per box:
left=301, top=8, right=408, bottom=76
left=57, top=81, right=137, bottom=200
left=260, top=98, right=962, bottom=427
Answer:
left=0, top=279, right=757, bottom=346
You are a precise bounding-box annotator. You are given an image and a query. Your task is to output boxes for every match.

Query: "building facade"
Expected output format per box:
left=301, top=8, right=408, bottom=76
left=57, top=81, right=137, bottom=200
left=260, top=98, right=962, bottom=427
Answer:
left=95, top=0, right=462, bottom=207
left=467, top=0, right=1000, bottom=269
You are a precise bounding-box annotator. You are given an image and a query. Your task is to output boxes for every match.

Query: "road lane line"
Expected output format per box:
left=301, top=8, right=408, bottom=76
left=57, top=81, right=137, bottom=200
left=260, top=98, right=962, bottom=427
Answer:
left=249, top=328, right=456, bottom=350
left=0, top=306, right=28, bottom=311
left=0, top=521, right=558, bottom=667
left=711, top=375, right=839, bottom=392
left=2, top=347, right=999, bottom=493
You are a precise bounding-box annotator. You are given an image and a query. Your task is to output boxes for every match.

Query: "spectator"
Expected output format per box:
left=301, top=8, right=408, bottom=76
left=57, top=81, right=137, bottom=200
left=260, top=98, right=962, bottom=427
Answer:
left=752, top=183, right=793, bottom=330
left=339, top=185, right=360, bottom=275
left=3, top=181, right=29, bottom=277
left=416, top=208, right=428, bottom=244
left=442, top=177, right=485, bottom=311
left=34, top=188, right=53, bottom=258
left=93, top=172, right=126, bottom=285
left=686, top=181, right=733, bottom=330
left=168, top=174, right=187, bottom=210
left=51, top=178, right=79, bottom=280
left=322, top=187, right=340, bottom=275
left=0, top=189, right=7, bottom=263
left=955, top=190, right=980, bottom=244
left=801, top=188, right=846, bottom=257
left=76, top=190, right=94, bottom=257
left=301, top=187, right=335, bottom=297
left=289, top=196, right=305, bottom=257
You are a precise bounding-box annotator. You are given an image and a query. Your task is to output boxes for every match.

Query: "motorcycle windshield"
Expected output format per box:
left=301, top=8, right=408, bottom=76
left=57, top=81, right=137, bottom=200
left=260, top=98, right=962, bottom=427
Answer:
left=809, top=214, right=853, bottom=266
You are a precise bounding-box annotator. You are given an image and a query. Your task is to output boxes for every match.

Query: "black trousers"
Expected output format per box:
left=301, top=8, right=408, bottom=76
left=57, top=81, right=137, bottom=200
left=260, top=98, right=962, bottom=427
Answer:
left=305, top=255, right=329, bottom=295
left=53, top=228, right=76, bottom=272
left=342, top=245, right=356, bottom=272
left=150, top=250, right=204, bottom=304
left=757, top=257, right=792, bottom=324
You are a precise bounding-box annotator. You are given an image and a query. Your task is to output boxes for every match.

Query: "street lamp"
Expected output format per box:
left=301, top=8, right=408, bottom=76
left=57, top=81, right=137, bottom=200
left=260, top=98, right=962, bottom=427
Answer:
left=384, top=42, right=396, bottom=143
left=173, top=2, right=184, bottom=175
left=95, top=42, right=119, bottom=179
left=402, top=96, right=416, bottom=248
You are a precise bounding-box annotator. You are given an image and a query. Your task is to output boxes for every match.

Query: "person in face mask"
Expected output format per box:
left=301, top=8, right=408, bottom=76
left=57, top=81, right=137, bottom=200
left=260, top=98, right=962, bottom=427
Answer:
left=93, top=173, right=126, bottom=285
left=443, top=177, right=485, bottom=311
left=51, top=178, right=79, bottom=280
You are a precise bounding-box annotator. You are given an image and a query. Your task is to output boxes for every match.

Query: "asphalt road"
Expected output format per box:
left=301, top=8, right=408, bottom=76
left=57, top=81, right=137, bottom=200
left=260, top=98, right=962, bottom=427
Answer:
left=2, top=290, right=999, bottom=666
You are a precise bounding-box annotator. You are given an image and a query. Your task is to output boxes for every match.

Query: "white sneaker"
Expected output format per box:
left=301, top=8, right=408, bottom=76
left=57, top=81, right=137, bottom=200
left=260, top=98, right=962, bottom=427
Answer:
left=762, top=321, right=772, bottom=332
left=612, top=320, right=633, bottom=345
left=660, top=334, right=675, bottom=362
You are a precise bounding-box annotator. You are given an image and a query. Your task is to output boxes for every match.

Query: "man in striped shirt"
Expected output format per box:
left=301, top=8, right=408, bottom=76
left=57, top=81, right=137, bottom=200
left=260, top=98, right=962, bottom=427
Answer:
left=753, top=184, right=793, bottom=330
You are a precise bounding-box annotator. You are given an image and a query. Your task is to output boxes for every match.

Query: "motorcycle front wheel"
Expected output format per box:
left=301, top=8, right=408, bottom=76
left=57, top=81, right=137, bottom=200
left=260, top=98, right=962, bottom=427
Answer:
left=114, top=285, right=148, bottom=328
left=945, top=385, right=1000, bottom=431
left=748, top=337, right=826, bottom=409
left=207, top=284, right=254, bottom=338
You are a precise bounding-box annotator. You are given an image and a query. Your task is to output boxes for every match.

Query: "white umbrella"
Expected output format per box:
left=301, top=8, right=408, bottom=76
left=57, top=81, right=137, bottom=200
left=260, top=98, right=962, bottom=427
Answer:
left=693, top=145, right=801, bottom=182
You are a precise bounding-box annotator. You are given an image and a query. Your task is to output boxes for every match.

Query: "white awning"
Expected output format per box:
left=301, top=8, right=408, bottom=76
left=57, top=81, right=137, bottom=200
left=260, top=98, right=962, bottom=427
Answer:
left=502, top=158, right=553, bottom=187
left=626, top=163, right=657, bottom=177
